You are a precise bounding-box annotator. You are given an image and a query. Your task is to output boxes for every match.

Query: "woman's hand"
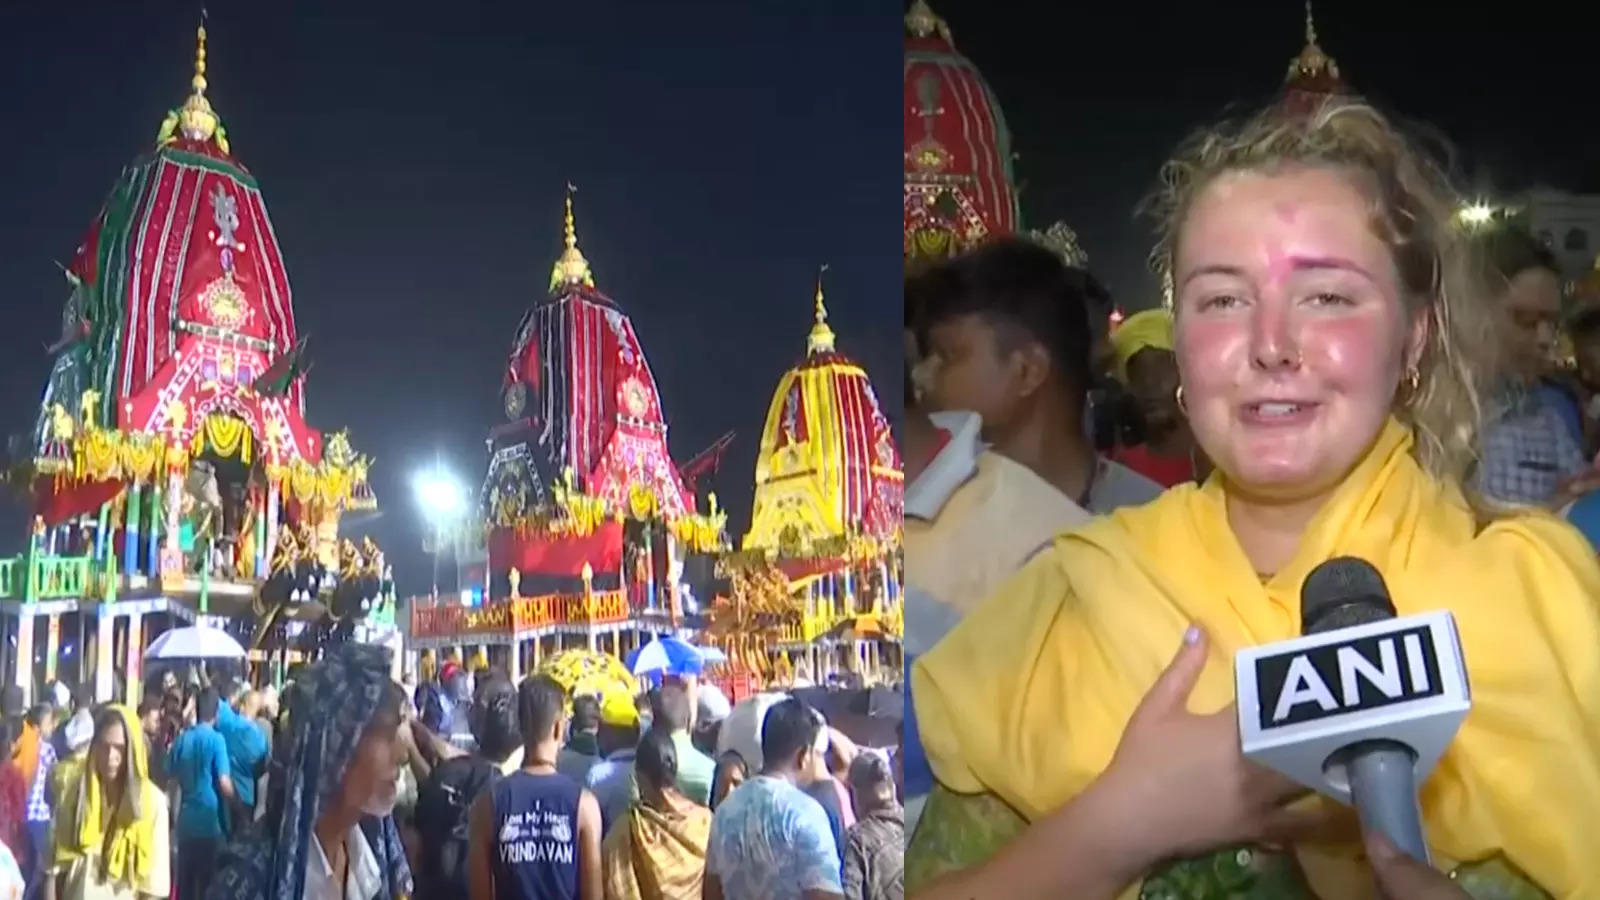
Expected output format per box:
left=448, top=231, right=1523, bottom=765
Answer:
left=1098, top=625, right=1340, bottom=871
left=1365, top=832, right=1470, bottom=900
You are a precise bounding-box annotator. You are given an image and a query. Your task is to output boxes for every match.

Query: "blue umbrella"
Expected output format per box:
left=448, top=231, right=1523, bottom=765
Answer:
left=697, top=645, right=728, bottom=664
left=630, top=635, right=705, bottom=676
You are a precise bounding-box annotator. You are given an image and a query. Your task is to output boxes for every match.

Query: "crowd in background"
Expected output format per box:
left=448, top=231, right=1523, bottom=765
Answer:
left=396, top=658, right=904, bottom=900
left=0, top=643, right=900, bottom=900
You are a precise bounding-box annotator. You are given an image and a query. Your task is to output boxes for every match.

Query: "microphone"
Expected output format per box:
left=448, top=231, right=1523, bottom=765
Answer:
left=1233, top=557, right=1471, bottom=863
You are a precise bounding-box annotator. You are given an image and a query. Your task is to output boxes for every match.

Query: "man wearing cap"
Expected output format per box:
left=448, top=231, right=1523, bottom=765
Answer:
left=582, top=689, right=642, bottom=834
left=434, top=662, right=475, bottom=748
left=1107, top=307, right=1203, bottom=487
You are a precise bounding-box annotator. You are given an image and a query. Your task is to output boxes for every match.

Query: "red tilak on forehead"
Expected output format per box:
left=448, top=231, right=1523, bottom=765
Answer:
left=1264, top=244, right=1295, bottom=288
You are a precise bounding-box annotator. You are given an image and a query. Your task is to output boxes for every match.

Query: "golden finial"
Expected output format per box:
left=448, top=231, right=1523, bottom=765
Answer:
left=807, top=264, right=836, bottom=355
left=905, top=0, right=953, bottom=44
left=193, top=20, right=208, bottom=95
left=1027, top=222, right=1089, bottom=269
left=550, top=183, right=596, bottom=291
left=176, top=14, right=221, bottom=145
left=1286, top=0, right=1340, bottom=83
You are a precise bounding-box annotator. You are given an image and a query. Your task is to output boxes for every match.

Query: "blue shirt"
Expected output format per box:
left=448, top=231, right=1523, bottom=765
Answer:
left=167, top=722, right=230, bottom=839
left=216, top=701, right=269, bottom=810
left=1535, top=380, right=1585, bottom=450
left=583, top=750, right=636, bottom=837
left=1478, top=385, right=1588, bottom=506
left=1567, top=490, right=1600, bottom=550
left=803, top=780, right=847, bottom=869
left=706, top=775, right=842, bottom=900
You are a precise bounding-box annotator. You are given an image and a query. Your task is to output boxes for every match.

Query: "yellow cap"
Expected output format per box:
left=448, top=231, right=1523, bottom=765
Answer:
left=1109, top=308, right=1174, bottom=382
left=600, top=689, right=639, bottom=728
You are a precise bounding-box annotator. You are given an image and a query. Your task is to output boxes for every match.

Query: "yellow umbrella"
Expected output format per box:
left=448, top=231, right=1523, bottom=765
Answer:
left=537, top=648, right=639, bottom=704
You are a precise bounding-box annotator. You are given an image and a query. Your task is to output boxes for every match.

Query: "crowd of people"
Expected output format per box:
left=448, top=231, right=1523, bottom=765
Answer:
left=0, top=667, right=275, bottom=899
left=400, top=660, right=905, bottom=900
left=903, top=93, right=1600, bottom=898
left=0, top=643, right=903, bottom=900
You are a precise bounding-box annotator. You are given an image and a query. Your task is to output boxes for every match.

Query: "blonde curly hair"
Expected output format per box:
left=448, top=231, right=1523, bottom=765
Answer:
left=1144, top=97, right=1498, bottom=488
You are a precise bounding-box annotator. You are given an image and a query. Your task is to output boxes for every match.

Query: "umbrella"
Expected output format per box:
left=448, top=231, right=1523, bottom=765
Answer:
left=792, top=686, right=901, bottom=748
left=697, top=645, right=728, bottom=664
left=143, top=625, right=247, bottom=661
left=629, top=636, right=704, bottom=676
left=823, top=616, right=885, bottom=642
left=538, top=649, right=639, bottom=702
left=717, top=692, right=792, bottom=770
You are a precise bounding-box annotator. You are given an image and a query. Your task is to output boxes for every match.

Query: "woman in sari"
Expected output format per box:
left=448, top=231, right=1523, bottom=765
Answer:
left=602, top=728, right=711, bottom=900
left=207, top=642, right=413, bottom=900
left=46, top=706, right=170, bottom=900
left=908, top=97, right=1600, bottom=899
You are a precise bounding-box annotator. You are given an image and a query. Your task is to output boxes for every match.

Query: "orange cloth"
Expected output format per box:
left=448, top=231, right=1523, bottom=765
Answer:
left=11, top=725, right=37, bottom=796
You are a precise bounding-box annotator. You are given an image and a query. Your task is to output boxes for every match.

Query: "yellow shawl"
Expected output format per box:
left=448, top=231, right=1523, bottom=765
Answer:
left=913, top=418, right=1600, bottom=897
left=52, top=705, right=160, bottom=887
left=601, top=799, right=712, bottom=900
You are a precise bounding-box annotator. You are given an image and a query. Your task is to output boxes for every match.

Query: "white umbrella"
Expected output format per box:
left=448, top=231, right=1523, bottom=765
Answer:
left=697, top=682, right=732, bottom=723
left=143, top=625, right=247, bottom=661
left=696, top=646, right=728, bottom=664
left=717, top=692, right=809, bottom=771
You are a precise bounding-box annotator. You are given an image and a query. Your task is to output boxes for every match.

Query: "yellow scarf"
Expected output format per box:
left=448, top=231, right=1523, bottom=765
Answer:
left=601, top=798, right=712, bottom=900
left=52, top=705, right=160, bottom=887
left=913, top=418, right=1600, bottom=897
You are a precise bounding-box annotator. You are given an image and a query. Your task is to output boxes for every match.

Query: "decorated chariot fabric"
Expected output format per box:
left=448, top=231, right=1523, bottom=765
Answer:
left=207, top=643, right=413, bottom=900
left=914, top=418, right=1600, bottom=897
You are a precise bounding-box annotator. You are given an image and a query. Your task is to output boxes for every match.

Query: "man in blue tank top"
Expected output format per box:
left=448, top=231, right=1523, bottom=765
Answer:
left=467, top=675, right=603, bottom=900
left=705, top=697, right=844, bottom=900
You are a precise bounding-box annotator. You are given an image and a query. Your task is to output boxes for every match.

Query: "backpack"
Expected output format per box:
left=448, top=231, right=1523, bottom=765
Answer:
left=415, top=755, right=501, bottom=895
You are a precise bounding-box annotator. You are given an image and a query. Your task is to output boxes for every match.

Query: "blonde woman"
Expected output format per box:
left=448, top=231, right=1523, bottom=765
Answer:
left=908, top=97, right=1600, bottom=898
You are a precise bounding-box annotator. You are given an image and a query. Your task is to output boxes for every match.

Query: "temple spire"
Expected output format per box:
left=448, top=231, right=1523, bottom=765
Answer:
left=550, top=183, right=595, bottom=291
left=904, top=0, right=953, bottom=44
left=807, top=265, right=836, bottom=355
left=162, top=13, right=225, bottom=151
left=192, top=16, right=208, bottom=96
left=1286, top=0, right=1340, bottom=86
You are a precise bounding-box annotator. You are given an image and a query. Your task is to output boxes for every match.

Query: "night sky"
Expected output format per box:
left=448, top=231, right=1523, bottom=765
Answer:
left=929, top=0, right=1598, bottom=309
left=0, top=2, right=904, bottom=595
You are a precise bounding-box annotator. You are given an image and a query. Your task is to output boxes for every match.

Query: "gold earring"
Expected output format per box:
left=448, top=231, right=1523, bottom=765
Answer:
left=1175, top=385, right=1187, bottom=413
left=1402, top=367, right=1421, bottom=402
